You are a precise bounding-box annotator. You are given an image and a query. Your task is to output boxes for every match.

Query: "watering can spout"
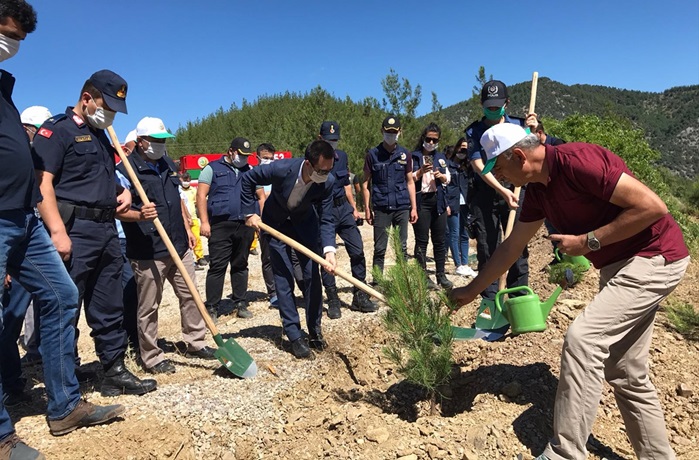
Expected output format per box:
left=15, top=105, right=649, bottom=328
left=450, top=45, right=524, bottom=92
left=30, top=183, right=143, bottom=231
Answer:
left=542, top=285, right=563, bottom=318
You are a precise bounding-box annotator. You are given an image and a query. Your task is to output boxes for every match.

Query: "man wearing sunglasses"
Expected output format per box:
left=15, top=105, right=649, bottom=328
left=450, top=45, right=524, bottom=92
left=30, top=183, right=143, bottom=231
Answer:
left=242, top=140, right=337, bottom=359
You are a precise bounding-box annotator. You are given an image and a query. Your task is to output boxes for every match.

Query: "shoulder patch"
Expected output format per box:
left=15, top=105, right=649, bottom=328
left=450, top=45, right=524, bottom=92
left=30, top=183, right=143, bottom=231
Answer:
left=71, top=114, right=85, bottom=126
left=37, top=128, right=53, bottom=138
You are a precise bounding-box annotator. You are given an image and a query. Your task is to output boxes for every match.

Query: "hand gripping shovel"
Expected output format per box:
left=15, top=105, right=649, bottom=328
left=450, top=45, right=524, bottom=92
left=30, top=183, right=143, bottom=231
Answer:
left=107, top=127, right=257, bottom=379
left=256, top=222, right=385, bottom=303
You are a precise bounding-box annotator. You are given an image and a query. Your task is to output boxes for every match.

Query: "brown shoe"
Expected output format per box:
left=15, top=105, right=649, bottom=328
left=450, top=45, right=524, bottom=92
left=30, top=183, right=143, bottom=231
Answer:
left=48, top=400, right=125, bottom=436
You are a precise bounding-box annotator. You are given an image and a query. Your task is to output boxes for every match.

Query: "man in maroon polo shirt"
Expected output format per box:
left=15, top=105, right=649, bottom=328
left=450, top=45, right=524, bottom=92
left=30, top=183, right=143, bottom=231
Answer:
left=450, top=123, right=689, bottom=460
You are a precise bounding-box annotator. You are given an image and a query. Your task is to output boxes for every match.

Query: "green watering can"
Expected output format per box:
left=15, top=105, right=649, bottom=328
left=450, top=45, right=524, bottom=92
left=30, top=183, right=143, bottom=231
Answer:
left=494, top=285, right=563, bottom=335
left=554, top=248, right=590, bottom=271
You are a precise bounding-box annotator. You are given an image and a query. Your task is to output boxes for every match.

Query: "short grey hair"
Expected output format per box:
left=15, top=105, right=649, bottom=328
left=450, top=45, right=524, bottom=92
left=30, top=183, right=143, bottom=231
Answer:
left=501, top=133, right=540, bottom=160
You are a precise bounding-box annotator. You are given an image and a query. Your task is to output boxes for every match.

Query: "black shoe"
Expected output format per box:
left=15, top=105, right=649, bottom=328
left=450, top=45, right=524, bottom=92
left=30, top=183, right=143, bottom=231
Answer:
left=326, top=286, right=342, bottom=319
left=197, top=258, right=209, bottom=267
left=146, top=360, right=176, bottom=374
left=3, top=389, right=32, bottom=407
left=19, top=352, right=42, bottom=366
left=289, top=337, right=312, bottom=359
left=186, top=346, right=217, bottom=360
left=350, top=291, right=379, bottom=313
left=205, top=305, right=218, bottom=324
left=75, top=366, right=97, bottom=383
left=235, top=301, right=253, bottom=318
left=436, top=273, right=453, bottom=290
left=426, top=277, right=440, bottom=291
left=0, top=433, right=44, bottom=459
left=308, top=332, right=328, bottom=351
left=48, top=399, right=125, bottom=436
left=101, top=358, right=157, bottom=396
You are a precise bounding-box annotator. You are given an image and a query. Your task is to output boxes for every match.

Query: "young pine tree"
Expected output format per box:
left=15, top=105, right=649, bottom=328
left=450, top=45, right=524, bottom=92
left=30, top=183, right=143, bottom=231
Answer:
left=374, top=229, right=454, bottom=416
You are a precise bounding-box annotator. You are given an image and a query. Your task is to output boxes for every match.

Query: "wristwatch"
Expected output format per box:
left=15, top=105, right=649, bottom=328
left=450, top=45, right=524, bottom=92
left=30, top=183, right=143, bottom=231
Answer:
left=587, top=231, right=601, bottom=251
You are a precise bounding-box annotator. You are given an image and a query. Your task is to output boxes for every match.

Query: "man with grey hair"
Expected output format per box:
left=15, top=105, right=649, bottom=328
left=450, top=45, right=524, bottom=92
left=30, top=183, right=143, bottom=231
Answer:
left=450, top=123, right=689, bottom=460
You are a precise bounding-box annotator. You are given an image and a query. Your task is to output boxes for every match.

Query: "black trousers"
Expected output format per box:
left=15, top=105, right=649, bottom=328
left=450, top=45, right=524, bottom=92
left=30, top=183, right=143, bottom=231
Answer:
left=470, top=185, right=529, bottom=300
left=205, top=219, right=254, bottom=306
left=321, top=201, right=366, bottom=288
left=412, top=192, right=448, bottom=275
left=372, top=208, right=409, bottom=273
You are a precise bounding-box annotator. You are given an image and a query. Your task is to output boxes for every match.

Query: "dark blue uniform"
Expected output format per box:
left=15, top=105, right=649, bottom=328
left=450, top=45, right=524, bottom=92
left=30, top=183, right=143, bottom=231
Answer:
left=202, top=157, right=255, bottom=309
left=363, top=143, right=413, bottom=272
left=320, top=149, right=366, bottom=288
left=465, top=114, right=529, bottom=300
left=32, top=107, right=127, bottom=367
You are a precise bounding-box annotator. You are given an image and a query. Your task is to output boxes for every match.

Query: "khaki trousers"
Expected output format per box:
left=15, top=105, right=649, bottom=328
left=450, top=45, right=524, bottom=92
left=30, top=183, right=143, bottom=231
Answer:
left=545, top=254, right=689, bottom=460
left=130, top=250, right=208, bottom=368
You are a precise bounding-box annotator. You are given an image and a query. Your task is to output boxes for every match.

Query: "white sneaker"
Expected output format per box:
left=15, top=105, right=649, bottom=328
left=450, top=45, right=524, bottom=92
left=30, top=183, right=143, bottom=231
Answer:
left=455, top=265, right=468, bottom=276
left=459, top=266, right=478, bottom=278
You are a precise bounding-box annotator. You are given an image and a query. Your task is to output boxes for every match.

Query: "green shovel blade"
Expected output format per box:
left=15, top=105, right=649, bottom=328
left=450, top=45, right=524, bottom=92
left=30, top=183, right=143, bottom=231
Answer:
left=213, top=334, right=257, bottom=379
left=474, top=297, right=510, bottom=330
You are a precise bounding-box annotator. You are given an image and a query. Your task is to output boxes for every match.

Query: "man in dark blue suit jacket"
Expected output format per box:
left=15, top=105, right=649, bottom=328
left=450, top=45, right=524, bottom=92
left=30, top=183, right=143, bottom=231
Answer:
left=242, top=140, right=337, bottom=359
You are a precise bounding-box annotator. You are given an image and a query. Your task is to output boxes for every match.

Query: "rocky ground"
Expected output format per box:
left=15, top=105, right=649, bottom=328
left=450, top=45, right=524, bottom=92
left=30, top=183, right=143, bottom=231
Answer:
left=8, top=225, right=699, bottom=459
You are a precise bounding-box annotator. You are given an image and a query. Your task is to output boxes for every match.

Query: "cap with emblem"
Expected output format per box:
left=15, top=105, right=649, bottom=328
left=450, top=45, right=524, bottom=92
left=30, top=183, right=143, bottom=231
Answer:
left=136, top=117, right=175, bottom=139
left=20, top=106, right=52, bottom=128
left=230, top=137, right=253, bottom=155
left=382, top=115, right=401, bottom=131
left=319, top=121, right=340, bottom=141
left=88, top=69, right=129, bottom=114
left=480, top=80, right=509, bottom=107
left=479, top=123, right=528, bottom=175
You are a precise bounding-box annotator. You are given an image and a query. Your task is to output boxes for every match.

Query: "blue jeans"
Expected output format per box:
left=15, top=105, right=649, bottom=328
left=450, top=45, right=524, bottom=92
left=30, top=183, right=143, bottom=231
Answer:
left=0, top=210, right=80, bottom=439
left=0, top=282, right=32, bottom=395
left=446, top=212, right=470, bottom=266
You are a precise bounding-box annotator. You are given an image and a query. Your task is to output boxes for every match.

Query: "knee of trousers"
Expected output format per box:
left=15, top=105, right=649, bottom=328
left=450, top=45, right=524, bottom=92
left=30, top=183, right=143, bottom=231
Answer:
left=563, top=319, right=607, bottom=361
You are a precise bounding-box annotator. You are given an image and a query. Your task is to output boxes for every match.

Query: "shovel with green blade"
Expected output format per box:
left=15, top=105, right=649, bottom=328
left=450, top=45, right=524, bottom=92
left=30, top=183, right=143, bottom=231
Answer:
left=107, top=126, right=256, bottom=379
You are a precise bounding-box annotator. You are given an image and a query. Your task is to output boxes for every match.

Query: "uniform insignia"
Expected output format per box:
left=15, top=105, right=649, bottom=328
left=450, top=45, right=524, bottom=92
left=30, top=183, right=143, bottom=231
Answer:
left=488, top=85, right=498, bottom=96
left=388, top=118, right=395, bottom=125
left=116, top=85, right=127, bottom=98
left=400, top=153, right=406, bottom=160
left=72, top=114, right=85, bottom=126
left=37, top=128, right=53, bottom=138
left=329, top=125, right=335, bottom=134
left=243, top=141, right=250, bottom=149
left=197, top=157, right=209, bottom=168
left=159, top=122, right=166, bottom=131
left=75, top=135, right=92, bottom=143
left=439, top=159, right=446, bottom=167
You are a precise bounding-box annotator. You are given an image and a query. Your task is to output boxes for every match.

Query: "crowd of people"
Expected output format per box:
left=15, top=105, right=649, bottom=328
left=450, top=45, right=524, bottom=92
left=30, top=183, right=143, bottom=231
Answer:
left=0, top=1, right=690, bottom=459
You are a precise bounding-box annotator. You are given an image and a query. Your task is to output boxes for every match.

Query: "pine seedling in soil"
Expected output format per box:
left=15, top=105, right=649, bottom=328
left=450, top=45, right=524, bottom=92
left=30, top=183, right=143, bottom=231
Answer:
left=374, top=229, right=454, bottom=416
left=548, top=262, right=587, bottom=287
left=664, top=300, right=699, bottom=340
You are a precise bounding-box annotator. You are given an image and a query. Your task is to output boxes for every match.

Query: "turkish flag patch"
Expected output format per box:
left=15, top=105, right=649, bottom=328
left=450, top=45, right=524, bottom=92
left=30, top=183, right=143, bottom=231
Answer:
left=37, top=128, right=53, bottom=138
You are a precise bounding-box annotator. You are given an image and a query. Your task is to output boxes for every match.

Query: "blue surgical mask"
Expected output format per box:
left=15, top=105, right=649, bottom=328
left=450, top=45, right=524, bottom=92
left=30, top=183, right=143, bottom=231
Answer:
left=483, top=106, right=506, bottom=120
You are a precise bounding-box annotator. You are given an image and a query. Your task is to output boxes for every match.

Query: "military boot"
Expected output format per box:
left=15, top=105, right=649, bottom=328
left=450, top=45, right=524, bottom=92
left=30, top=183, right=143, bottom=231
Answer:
left=101, top=357, right=157, bottom=397
left=350, top=290, right=379, bottom=313
left=325, top=286, right=342, bottom=319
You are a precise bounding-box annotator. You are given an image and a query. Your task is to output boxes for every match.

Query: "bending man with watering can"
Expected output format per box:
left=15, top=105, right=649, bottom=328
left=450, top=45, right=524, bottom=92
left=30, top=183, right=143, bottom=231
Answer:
left=450, top=123, right=689, bottom=460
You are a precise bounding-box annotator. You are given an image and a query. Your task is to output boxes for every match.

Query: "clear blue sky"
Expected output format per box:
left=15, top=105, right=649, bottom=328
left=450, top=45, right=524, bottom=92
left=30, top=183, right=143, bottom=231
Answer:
left=5, top=0, right=699, bottom=144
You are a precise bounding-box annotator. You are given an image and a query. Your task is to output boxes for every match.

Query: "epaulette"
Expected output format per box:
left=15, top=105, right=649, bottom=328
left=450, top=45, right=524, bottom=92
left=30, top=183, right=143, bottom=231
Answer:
left=43, top=113, right=67, bottom=125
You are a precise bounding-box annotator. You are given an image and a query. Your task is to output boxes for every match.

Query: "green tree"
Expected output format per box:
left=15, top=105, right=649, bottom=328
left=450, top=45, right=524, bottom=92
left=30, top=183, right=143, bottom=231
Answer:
left=381, top=68, right=422, bottom=119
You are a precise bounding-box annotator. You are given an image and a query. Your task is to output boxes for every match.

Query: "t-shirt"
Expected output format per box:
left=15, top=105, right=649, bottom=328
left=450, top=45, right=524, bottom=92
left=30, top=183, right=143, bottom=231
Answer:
left=520, top=143, right=688, bottom=268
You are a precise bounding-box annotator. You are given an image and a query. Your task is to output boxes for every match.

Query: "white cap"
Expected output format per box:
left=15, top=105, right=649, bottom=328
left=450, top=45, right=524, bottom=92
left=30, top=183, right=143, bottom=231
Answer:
left=136, top=117, right=175, bottom=139
left=20, top=106, right=52, bottom=128
left=480, top=123, right=528, bottom=175
left=124, top=129, right=137, bottom=144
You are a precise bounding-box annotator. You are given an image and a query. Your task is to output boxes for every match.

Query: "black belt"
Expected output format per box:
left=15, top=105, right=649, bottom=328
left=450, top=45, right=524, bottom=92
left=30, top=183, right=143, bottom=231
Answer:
left=333, top=196, right=347, bottom=207
left=58, top=201, right=115, bottom=223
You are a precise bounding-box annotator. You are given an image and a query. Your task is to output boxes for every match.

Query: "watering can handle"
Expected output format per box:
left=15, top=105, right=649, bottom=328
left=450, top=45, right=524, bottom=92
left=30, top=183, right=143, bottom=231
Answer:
left=554, top=247, right=561, bottom=261
left=494, top=286, right=535, bottom=312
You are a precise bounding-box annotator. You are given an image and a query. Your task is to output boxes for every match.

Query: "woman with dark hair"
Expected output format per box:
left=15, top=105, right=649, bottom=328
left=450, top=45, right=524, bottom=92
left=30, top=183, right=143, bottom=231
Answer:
left=444, top=138, right=477, bottom=277
left=410, top=123, right=453, bottom=289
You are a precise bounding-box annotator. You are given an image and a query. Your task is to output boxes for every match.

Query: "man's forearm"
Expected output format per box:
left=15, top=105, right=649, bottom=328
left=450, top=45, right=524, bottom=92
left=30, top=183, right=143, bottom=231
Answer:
left=35, top=172, right=67, bottom=236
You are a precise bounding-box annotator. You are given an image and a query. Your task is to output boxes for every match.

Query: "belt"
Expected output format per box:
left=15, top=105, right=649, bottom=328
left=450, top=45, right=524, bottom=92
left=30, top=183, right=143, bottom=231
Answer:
left=333, top=196, right=347, bottom=207
left=58, top=201, right=115, bottom=223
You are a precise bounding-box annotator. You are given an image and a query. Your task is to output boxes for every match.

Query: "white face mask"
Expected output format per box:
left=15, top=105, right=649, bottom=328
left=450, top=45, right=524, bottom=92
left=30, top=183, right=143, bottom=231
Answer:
left=144, top=141, right=166, bottom=160
left=310, top=170, right=329, bottom=184
left=182, top=181, right=191, bottom=188
left=0, top=34, right=20, bottom=62
left=423, top=141, right=438, bottom=152
left=456, top=153, right=467, bottom=160
left=232, top=153, right=248, bottom=168
left=86, top=102, right=116, bottom=130
left=260, top=158, right=273, bottom=165
left=383, top=132, right=399, bottom=145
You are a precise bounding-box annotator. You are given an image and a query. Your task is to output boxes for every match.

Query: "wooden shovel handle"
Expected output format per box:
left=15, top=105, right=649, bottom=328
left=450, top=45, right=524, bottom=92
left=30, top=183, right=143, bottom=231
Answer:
left=498, top=71, right=538, bottom=291
left=257, top=221, right=386, bottom=303
left=107, top=126, right=219, bottom=336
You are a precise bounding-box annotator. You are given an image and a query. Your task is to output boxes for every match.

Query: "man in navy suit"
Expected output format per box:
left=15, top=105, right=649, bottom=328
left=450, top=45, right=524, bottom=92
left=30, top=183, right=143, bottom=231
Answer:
left=242, top=140, right=337, bottom=359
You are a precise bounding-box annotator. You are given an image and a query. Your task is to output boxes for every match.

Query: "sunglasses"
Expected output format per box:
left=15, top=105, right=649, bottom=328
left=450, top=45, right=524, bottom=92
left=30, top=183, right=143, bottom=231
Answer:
left=425, top=137, right=439, bottom=144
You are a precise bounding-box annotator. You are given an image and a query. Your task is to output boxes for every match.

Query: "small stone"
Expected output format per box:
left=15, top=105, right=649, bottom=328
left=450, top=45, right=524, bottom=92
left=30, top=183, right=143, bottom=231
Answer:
left=366, top=427, right=390, bottom=443
left=462, top=449, right=478, bottom=460
left=397, top=455, right=418, bottom=460
left=677, top=383, right=693, bottom=398
left=502, top=381, right=522, bottom=398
